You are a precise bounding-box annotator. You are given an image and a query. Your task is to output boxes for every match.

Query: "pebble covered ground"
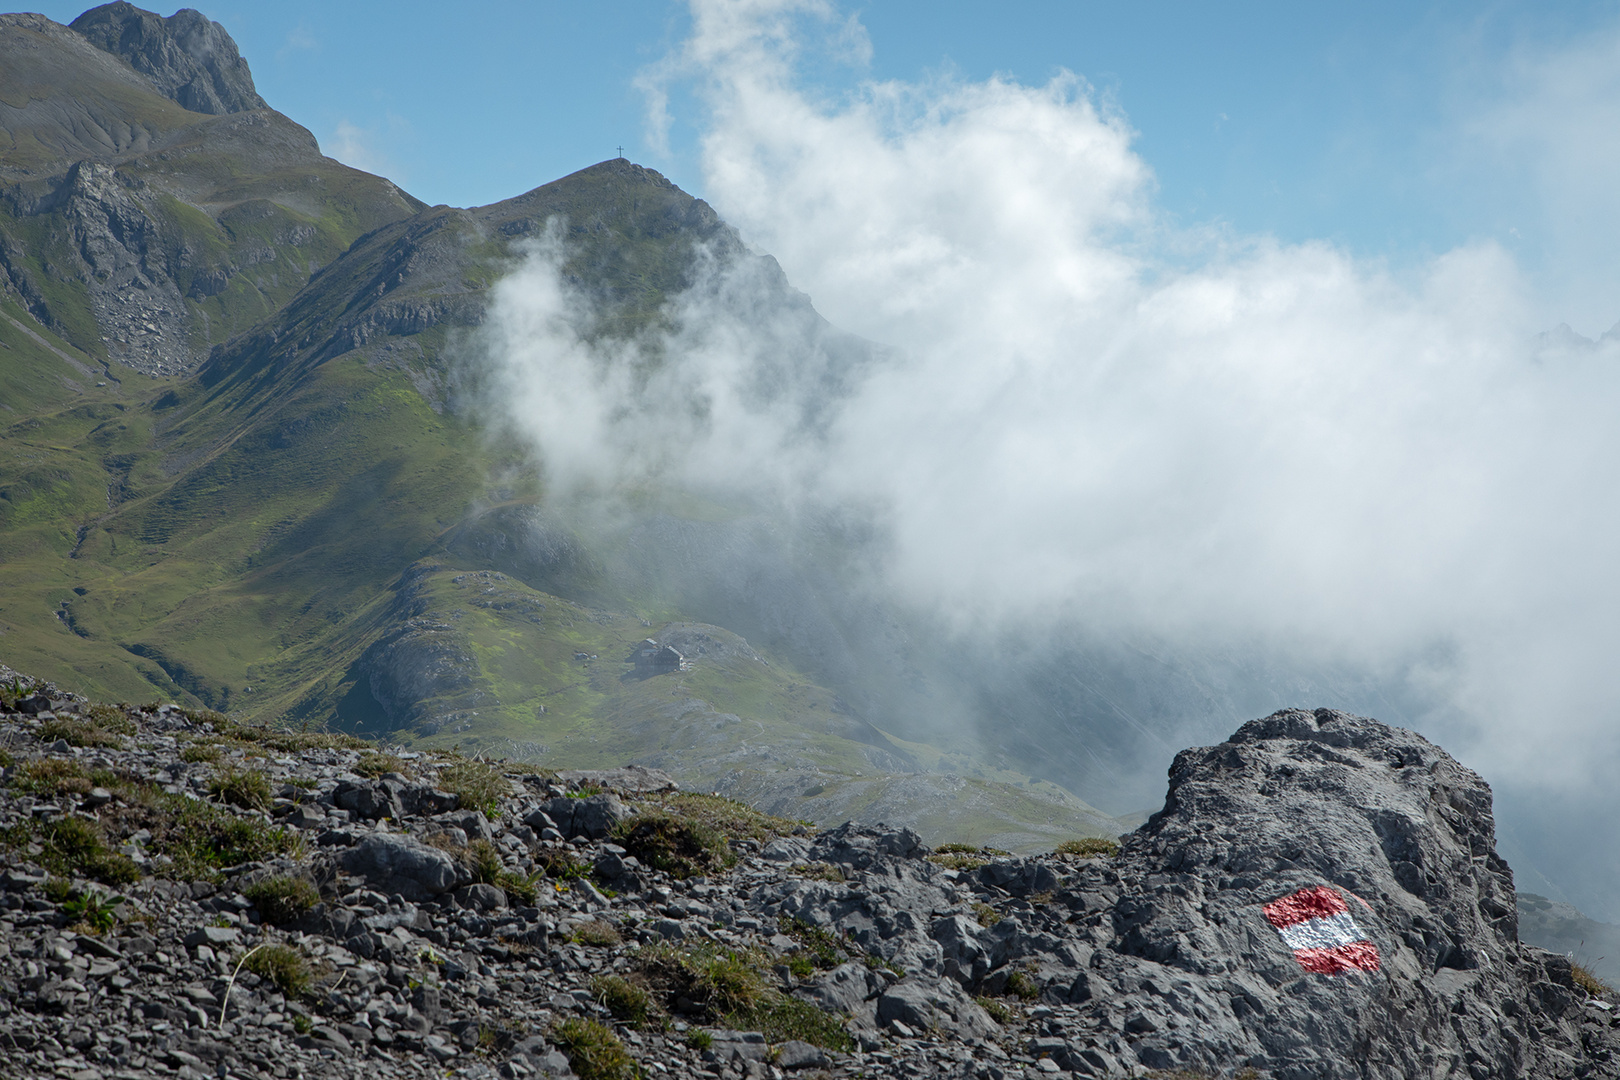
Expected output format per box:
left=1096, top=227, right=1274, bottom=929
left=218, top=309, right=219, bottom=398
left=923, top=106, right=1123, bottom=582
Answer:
left=3, top=668, right=1616, bottom=1080
left=0, top=665, right=1107, bottom=1080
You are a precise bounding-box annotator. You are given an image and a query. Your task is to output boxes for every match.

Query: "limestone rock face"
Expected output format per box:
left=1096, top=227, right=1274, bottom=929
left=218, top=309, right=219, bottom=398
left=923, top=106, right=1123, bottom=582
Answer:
left=1061, top=707, right=1601, bottom=1079
left=70, top=2, right=268, bottom=115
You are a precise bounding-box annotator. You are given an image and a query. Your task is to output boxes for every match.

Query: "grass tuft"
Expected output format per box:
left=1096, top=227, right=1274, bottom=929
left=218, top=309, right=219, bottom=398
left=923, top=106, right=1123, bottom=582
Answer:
left=590, top=973, right=661, bottom=1029
left=540, top=849, right=591, bottom=880
left=1004, top=969, right=1040, bottom=1001
left=456, top=837, right=539, bottom=903
left=929, top=852, right=988, bottom=871
left=37, top=717, right=127, bottom=748
left=5, top=815, right=139, bottom=885
left=778, top=916, right=864, bottom=973
left=243, top=875, right=319, bottom=924
left=466, top=838, right=504, bottom=883
left=209, top=766, right=271, bottom=811
left=976, top=995, right=1013, bottom=1025
left=1055, top=837, right=1119, bottom=859
left=613, top=810, right=733, bottom=880
left=1572, top=960, right=1613, bottom=998
left=180, top=742, right=223, bottom=763
left=12, top=758, right=95, bottom=796
left=550, top=1018, right=638, bottom=1080
left=244, top=944, right=312, bottom=999
left=354, top=750, right=409, bottom=779
left=54, top=880, right=125, bottom=933
left=635, top=941, right=852, bottom=1051
left=572, top=919, right=623, bottom=947
left=437, top=759, right=508, bottom=815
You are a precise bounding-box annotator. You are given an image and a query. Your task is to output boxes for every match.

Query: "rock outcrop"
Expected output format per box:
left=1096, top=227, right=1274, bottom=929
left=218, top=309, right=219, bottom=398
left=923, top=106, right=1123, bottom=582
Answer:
left=70, top=3, right=268, bottom=116
left=0, top=666, right=1614, bottom=1079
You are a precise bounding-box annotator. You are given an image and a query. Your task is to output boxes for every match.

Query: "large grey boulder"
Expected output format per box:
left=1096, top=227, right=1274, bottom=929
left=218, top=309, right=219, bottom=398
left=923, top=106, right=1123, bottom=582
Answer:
left=1065, top=707, right=1597, bottom=1079
left=539, top=794, right=628, bottom=840
left=339, top=833, right=462, bottom=902
left=333, top=778, right=404, bottom=821
left=794, top=961, right=883, bottom=1016
left=875, top=976, right=1000, bottom=1040
left=808, top=822, right=927, bottom=869
left=931, top=914, right=995, bottom=987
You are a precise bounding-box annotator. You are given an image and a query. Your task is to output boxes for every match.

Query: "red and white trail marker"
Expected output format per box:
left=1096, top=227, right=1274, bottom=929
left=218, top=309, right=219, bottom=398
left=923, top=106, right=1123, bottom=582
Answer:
left=1263, top=886, right=1381, bottom=975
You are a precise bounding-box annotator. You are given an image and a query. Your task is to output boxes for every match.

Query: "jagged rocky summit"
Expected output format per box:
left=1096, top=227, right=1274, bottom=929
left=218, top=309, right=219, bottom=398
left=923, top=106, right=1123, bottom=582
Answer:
left=0, top=670, right=1614, bottom=1080
left=69, top=3, right=268, bottom=116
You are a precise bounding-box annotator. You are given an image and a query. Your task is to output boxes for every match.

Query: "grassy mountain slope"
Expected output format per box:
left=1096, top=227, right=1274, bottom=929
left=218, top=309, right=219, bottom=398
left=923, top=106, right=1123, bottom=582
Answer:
left=0, top=6, right=1127, bottom=849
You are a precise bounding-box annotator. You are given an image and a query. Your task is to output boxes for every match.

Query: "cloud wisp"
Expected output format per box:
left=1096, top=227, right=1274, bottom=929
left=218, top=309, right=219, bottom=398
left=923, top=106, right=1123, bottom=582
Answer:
left=479, top=0, right=1620, bottom=911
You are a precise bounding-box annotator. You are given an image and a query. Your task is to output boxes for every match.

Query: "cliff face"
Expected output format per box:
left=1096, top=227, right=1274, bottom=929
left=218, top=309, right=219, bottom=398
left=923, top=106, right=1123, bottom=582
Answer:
left=69, top=2, right=268, bottom=116
left=0, top=664, right=1613, bottom=1080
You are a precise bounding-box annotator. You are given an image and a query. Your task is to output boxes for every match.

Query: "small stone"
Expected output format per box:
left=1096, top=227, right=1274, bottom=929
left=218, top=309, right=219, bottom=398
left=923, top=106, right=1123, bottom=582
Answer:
left=774, top=1040, right=828, bottom=1070
left=183, top=926, right=239, bottom=947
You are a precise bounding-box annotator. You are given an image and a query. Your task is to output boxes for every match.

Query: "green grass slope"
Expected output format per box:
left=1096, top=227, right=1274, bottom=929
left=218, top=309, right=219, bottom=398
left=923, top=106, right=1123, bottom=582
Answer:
left=0, top=11, right=1126, bottom=847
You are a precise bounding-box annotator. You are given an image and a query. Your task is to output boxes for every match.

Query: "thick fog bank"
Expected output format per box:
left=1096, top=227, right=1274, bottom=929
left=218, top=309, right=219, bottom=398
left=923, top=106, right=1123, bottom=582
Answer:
left=474, top=0, right=1620, bottom=920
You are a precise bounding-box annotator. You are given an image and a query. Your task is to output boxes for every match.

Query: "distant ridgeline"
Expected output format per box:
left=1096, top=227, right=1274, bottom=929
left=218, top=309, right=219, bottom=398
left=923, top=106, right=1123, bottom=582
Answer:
left=0, top=3, right=1131, bottom=851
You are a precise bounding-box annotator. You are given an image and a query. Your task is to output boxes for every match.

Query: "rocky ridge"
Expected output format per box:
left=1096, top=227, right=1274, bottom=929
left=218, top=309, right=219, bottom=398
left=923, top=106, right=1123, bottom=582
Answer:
left=70, top=3, right=268, bottom=117
left=0, top=669, right=1616, bottom=1080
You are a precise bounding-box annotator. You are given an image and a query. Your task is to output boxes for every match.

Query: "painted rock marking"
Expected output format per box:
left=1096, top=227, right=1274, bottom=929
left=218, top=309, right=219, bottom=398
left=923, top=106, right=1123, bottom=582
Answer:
left=1264, top=885, right=1381, bottom=974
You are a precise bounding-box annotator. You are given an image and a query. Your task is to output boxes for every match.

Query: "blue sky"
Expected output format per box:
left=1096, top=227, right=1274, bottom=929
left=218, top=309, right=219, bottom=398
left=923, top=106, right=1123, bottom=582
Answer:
left=25, top=0, right=1620, bottom=332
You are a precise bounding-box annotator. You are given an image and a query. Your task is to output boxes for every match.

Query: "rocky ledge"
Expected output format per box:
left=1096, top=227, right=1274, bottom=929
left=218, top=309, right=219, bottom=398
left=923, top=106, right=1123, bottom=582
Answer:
left=0, top=664, right=1614, bottom=1080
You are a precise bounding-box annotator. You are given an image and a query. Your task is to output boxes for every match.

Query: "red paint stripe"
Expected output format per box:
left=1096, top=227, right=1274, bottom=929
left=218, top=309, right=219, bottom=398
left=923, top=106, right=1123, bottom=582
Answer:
left=1264, top=886, right=1349, bottom=929
left=1293, top=941, right=1381, bottom=974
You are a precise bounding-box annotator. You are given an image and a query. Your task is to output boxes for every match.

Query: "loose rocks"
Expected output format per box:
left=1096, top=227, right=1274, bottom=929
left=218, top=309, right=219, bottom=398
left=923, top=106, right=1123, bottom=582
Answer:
left=0, top=665, right=1614, bottom=1080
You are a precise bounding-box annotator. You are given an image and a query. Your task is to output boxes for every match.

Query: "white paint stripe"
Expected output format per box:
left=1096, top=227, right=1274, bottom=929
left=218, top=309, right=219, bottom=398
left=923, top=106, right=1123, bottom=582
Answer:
left=1276, top=911, right=1367, bottom=952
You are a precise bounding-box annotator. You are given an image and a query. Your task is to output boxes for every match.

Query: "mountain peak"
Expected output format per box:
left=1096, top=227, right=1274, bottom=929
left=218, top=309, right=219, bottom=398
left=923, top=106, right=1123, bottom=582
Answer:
left=69, top=2, right=266, bottom=116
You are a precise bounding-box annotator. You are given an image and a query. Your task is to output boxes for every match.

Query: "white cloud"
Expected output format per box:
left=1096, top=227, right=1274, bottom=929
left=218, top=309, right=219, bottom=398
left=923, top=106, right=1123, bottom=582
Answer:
left=286, top=23, right=318, bottom=52
left=1458, top=19, right=1620, bottom=335
left=479, top=1, right=1620, bottom=900
left=326, top=117, right=405, bottom=181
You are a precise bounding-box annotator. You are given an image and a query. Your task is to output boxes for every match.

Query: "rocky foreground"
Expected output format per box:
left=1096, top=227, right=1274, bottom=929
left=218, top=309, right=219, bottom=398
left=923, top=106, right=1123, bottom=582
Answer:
left=0, top=667, right=1615, bottom=1080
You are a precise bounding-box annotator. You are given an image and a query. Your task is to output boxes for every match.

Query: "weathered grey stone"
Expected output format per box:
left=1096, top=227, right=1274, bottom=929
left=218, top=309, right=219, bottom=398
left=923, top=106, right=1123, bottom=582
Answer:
left=761, top=837, right=811, bottom=862
left=809, top=822, right=927, bottom=868
left=401, top=785, right=460, bottom=816
left=931, top=914, right=994, bottom=986
left=339, top=833, right=460, bottom=901
left=540, top=796, right=576, bottom=836
left=795, top=961, right=881, bottom=1015
left=440, top=808, right=493, bottom=841
left=70, top=4, right=269, bottom=115
left=522, top=805, right=558, bottom=833
left=334, top=779, right=404, bottom=821
left=1078, top=707, right=1599, bottom=1080
left=774, top=1040, right=827, bottom=1069
left=182, top=926, right=238, bottom=947
left=455, top=883, right=507, bottom=911
left=511, top=1035, right=577, bottom=1078
left=570, top=794, right=627, bottom=840
left=876, top=977, right=1000, bottom=1040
